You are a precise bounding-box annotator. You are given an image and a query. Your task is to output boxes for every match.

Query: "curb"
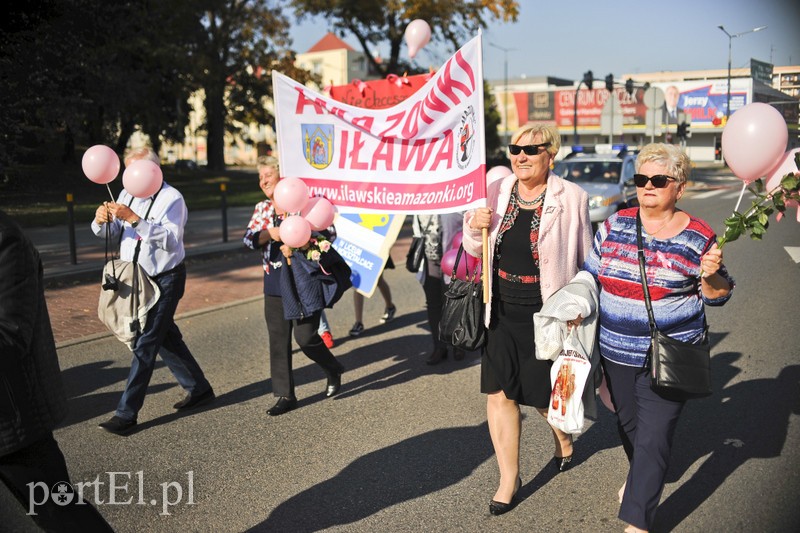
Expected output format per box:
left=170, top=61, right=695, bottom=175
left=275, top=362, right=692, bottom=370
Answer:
left=55, top=295, right=264, bottom=350
left=44, top=241, right=245, bottom=282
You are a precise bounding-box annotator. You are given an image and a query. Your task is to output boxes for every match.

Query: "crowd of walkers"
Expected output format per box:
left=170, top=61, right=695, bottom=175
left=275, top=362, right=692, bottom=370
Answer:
left=1, top=125, right=734, bottom=531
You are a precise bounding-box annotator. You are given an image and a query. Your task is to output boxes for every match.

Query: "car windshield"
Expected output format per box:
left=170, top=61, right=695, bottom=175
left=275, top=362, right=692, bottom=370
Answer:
left=554, top=161, right=622, bottom=183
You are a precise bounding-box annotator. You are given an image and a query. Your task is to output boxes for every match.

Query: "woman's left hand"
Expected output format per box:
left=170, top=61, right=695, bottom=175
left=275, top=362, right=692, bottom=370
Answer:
left=280, top=244, right=293, bottom=258
left=701, top=243, right=723, bottom=277
left=566, top=315, right=584, bottom=331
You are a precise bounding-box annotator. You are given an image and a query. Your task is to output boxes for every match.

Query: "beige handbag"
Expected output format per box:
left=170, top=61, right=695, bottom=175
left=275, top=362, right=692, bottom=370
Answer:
left=97, top=190, right=161, bottom=349
left=98, top=259, right=160, bottom=350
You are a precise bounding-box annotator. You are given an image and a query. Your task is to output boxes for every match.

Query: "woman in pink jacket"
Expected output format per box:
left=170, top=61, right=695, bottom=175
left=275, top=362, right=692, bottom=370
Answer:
left=463, top=124, right=592, bottom=515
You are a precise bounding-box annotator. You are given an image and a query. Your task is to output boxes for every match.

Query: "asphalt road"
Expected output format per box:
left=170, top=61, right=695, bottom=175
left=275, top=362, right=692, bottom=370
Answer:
left=43, top=178, right=800, bottom=532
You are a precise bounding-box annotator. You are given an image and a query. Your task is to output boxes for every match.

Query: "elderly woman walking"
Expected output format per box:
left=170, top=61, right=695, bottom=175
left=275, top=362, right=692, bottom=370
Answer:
left=463, top=124, right=592, bottom=515
left=581, top=143, right=734, bottom=532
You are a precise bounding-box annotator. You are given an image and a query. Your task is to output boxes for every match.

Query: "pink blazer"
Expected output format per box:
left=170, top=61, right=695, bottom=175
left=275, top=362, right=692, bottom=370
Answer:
left=463, top=172, right=592, bottom=327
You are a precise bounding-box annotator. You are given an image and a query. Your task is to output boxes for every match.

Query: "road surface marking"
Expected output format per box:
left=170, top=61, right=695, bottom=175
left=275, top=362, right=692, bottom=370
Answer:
left=785, top=247, right=800, bottom=264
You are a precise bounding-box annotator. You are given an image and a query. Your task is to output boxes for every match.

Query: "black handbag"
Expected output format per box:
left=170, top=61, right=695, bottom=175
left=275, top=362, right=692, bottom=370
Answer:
left=406, top=216, right=434, bottom=273
left=438, top=244, right=487, bottom=351
left=636, top=212, right=712, bottom=399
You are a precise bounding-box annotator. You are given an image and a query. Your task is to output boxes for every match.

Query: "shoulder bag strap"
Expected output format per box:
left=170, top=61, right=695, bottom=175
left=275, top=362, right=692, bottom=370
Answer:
left=635, top=210, right=657, bottom=332
left=129, top=187, right=161, bottom=334
left=422, top=215, right=434, bottom=234
left=636, top=211, right=659, bottom=370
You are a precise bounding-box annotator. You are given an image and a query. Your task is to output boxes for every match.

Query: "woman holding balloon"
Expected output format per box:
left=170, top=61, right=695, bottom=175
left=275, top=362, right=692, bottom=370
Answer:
left=462, top=124, right=592, bottom=515
left=243, top=156, right=344, bottom=417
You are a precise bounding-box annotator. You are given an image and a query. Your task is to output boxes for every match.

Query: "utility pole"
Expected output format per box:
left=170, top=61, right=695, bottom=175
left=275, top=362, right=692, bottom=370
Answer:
left=489, top=42, right=516, bottom=145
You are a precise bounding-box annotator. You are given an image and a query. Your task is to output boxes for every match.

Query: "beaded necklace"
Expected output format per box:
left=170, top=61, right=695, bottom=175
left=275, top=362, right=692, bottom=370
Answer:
left=514, top=182, right=547, bottom=207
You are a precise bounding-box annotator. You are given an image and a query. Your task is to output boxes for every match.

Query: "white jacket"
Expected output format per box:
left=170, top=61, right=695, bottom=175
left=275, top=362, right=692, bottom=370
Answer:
left=534, top=271, right=601, bottom=419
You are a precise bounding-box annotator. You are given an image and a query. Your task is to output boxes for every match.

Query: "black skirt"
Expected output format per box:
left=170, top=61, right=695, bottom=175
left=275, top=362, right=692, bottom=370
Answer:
left=481, top=298, right=552, bottom=408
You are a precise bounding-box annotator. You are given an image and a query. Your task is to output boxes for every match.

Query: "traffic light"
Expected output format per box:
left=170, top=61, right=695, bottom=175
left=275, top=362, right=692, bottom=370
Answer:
left=625, top=78, right=634, bottom=95
left=605, top=74, right=614, bottom=92
left=583, top=70, right=593, bottom=90
left=677, top=122, right=688, bottom=139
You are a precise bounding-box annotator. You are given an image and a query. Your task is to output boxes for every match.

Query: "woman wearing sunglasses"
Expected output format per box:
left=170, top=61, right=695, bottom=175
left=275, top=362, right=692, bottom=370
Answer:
left=462, top=124, right=592, bottom=515
left=582, top=143, right=734, bottom=532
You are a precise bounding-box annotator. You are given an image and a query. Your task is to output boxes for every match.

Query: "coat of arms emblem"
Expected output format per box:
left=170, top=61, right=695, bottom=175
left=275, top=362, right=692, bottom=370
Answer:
left=302, top=124, right=334, bottom=169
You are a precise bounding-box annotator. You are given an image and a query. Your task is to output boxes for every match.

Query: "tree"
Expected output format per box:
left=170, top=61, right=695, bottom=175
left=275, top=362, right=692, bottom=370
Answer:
left=483, top=80, right=503, bottom=162
left=190, top=1, right=315, bottom=169
left=0, top=0, right=197, bottom=183
left=291, top=0, right=519, bottom=77
left=290, top=0, right=516, bottom=159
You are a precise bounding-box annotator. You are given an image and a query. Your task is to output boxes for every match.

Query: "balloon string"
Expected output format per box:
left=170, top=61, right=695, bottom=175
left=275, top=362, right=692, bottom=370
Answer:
left=106, top=183, right=115, bottom=202
left=733, top=181, right=747, bottom=213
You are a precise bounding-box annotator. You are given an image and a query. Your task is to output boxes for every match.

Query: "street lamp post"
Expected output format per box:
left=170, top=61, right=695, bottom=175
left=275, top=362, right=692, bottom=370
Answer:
left=489, top=42, right=516, bottom=146
left=718, top=25, right=767, bottom=120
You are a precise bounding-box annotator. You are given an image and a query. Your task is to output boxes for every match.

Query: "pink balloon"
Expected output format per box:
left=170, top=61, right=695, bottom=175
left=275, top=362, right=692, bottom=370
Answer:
left=450, top=231, right=463, bottom=252
left=404, top=19, right=431, bottom=59
left=721, top=102, right=788, bottom=183
left=122, top=160, right=163, bottom=198
left=465, top=254, right=482, bottom=280
left=301, top=196, right=336, bottom=231
left=441, top=248, right=476, bottom=281
left=274, top=177, right=309, bottom=213
left=441, top=248, right=458, bottom=276
left=279, top=215, right=311, bottom=248
left=487, top=165, right=512, bottom=184
left=82, top=145, right=120, bottom=184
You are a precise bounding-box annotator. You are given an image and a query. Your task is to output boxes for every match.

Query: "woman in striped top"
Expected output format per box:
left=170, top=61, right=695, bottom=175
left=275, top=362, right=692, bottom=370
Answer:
left=583, top=143, right=734, bottom=533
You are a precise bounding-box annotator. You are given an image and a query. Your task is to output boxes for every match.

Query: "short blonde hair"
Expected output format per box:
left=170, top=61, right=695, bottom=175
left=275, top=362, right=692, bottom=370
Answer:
left=636, top=143, right=691, bottom=184
left=509, top=124, right=561, bottom=156
left=257, top=155, right=279, bottom=172
left=123, top=146, right=160, bottom=167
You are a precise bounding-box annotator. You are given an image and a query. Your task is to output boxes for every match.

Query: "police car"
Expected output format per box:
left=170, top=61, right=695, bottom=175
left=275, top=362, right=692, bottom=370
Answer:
left=552, top=144, right=638, bottom=225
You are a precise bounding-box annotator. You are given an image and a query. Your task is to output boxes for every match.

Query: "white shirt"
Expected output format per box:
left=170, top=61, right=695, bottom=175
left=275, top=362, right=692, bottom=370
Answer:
left=91, top=182, right=187, bottom=277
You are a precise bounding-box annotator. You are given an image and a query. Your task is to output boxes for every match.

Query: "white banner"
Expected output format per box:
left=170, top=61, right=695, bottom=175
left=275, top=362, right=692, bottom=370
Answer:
left=273, top=35, right=486, bottom=214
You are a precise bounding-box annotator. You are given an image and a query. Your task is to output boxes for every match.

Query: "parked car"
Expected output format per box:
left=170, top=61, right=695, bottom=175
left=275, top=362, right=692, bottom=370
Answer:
left=552, top=144, right=638, bottom=225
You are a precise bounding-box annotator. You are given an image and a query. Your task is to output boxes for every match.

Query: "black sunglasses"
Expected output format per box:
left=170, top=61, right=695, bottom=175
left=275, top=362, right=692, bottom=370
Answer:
left=508, top=143, right=550, bottom=156
left=633, top=174, right=677, bottom=188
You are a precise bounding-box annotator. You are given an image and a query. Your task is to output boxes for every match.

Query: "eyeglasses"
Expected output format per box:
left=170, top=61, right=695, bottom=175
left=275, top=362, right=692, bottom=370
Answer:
left=508, top=143, right=550, bottom=156
left=633, top=174, right=677, bottom=188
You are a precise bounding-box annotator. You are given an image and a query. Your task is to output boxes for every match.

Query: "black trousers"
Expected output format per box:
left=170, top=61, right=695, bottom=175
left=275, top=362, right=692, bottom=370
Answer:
left=422, top=273, right=447, bottom=350
left=264, top=295, right=344, bottom=398
left=603, top=358, right=685, bottom=530
left=0, top=434, right=113, bottom=532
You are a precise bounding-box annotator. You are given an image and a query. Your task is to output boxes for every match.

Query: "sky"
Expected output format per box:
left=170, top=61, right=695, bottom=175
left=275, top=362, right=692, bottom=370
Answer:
left=288, top=0, right=800, bottom=83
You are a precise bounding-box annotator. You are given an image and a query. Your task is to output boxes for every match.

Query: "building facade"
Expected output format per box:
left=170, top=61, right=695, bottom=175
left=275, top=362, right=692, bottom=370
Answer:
left=490, top=66, right=799, bottom=162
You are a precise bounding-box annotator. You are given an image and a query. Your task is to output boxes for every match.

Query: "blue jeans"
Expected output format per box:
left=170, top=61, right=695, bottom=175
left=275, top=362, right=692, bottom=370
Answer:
left=115, top=263, right=211, bottom=421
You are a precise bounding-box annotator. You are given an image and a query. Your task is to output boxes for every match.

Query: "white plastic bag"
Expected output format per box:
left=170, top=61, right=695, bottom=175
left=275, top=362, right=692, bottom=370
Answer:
left=533, top=314, right=566, bottom=360
left=547, top=329, right=592, bottom=435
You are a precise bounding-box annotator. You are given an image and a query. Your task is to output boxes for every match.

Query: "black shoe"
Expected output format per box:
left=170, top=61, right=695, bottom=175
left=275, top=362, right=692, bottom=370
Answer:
left=425, top=347, right=448, bottom=365
left=552, top=455, right=573, bottom=473
left=489, top=476, right=521, bottom=516
left=326, top=371, right=343, bottom=397
left=173, top=388, right=215, bottom=410
left=380, top=305, right=397, bottom=324
left=267, top=396, right=297, bottom=416
left=98, top=416, right=137, bottom=436
left=453, top=348, right=466, bottom=361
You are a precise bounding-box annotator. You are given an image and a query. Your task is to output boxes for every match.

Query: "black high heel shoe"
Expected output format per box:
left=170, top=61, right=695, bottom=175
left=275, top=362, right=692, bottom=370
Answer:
left=489, top=476, right=521, bottom=516
left=552, top=455, right=573, bottom=472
